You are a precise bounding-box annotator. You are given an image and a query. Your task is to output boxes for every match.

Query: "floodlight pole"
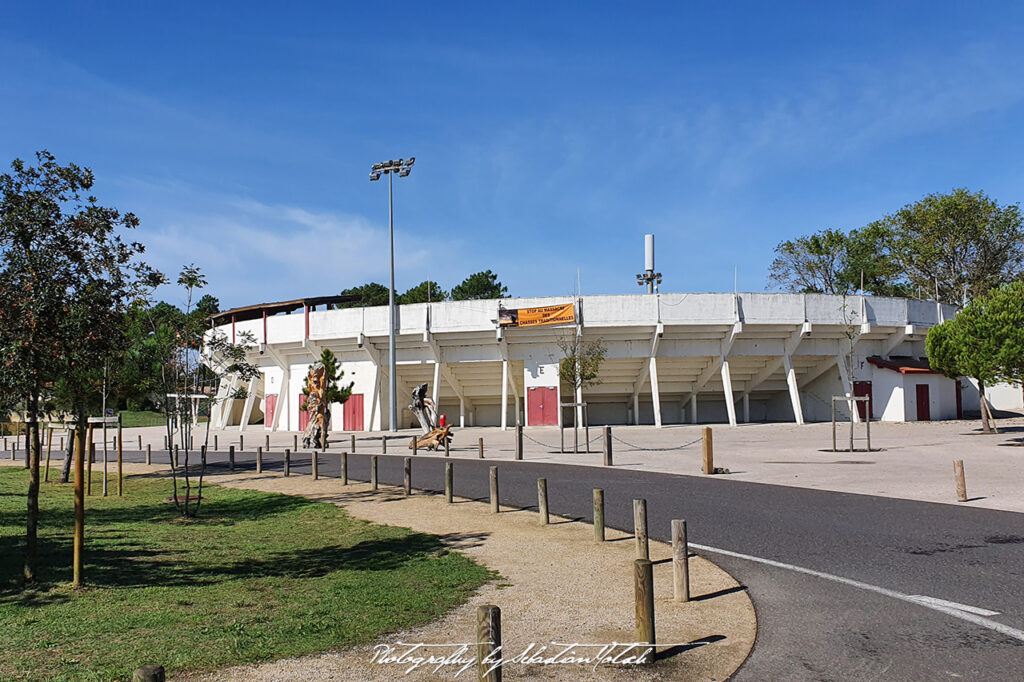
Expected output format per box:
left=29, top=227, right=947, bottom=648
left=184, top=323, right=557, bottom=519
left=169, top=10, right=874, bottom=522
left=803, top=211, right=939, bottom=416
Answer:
left=371, top=158, right=414, bottom=433
left=387, top=171, right=397, bottom=433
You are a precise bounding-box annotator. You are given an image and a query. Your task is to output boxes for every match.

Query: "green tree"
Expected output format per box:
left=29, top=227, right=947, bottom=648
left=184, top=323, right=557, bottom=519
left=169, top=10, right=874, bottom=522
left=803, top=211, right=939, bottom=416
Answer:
left=0, top=151, right=157, bottom=584
left=768, top=228, right=849, bottom=293
left=768, top=226, right=911, bottom=296
left=339, top=282, right=390, bottom=307
left=926, top=281, right=1024, bottom=432
left=451, top=270, right=509, bottom=300
left=399, top=280, right=448, bottom=304
left=889, top=188, right=1024, bottom=305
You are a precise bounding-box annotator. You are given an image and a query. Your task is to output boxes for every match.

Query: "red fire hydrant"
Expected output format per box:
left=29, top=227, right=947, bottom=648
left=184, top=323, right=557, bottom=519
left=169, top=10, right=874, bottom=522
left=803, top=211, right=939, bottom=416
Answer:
left=439, top=414, right=446, bottom=428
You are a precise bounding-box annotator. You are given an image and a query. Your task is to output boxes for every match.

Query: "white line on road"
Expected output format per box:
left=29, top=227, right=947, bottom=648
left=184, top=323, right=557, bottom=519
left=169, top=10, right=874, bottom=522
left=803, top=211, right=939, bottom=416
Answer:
left=690, top=543, right=1024, bottom=643
left=907, top=595, right=1000, bottom=617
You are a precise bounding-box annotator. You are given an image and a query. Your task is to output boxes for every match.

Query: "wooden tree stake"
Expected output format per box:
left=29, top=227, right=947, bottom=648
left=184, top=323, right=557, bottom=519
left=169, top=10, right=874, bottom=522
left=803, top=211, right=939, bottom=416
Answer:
left=634, top=499, right=649, bottom=560
left=476, top=604, right=502, bottom=682
left=594, top=488, right=605, bottom=541
left=954, top=459, right=968, bottom=502
left=634, top=559, right=655, bottom=663
left=702, top=427, right=713, bottom=475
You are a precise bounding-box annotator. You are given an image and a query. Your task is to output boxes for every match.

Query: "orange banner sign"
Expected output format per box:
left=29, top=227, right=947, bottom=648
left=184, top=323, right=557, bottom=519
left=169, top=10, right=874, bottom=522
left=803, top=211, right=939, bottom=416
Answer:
left=499, top=303, right=576, bottom=328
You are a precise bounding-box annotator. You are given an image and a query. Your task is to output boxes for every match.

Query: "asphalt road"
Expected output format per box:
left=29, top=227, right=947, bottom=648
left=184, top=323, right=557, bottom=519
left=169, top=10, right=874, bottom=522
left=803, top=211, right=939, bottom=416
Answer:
left=130, top=447, right=1024, bottom=680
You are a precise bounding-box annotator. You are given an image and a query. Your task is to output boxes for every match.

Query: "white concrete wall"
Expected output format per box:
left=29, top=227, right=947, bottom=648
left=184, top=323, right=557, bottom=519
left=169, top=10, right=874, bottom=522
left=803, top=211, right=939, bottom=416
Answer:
left=903, top=373, right=958, bottom=421
left=870, top=366, right=905, bottom=422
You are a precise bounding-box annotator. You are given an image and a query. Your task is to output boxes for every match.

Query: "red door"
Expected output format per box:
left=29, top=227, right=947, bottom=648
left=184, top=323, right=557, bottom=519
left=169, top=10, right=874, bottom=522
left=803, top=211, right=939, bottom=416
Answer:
left=299, top=394, right=309, bottom=431
left=264, top=394, right=277, bottom=427
left=916, top=384, right=930, bottom=421
left=853, top=381, right=873, bottom=419
left=528, top=387, right=558, bottom=426
left=955, top=380, right=963, bottom=419
left=344, top=394, right=364, bottom=431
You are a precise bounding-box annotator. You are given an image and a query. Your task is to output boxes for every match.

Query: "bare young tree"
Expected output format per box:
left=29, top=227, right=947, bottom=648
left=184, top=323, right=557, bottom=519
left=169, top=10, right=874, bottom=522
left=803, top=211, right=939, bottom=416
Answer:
left=557, top=333, right=606, bottom=452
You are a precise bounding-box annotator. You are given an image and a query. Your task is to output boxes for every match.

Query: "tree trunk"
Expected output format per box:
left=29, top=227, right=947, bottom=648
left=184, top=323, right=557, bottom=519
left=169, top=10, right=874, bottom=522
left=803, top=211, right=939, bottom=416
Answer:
left=59, top=427, right=74, bottom=483
left=24, top=392, right=41, bottom=583
left=979, top=380, right=991, bottom=433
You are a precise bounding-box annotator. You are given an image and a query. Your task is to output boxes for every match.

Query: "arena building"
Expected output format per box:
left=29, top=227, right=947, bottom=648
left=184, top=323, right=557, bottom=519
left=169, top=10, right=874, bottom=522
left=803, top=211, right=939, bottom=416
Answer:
left=206, top=291, right=980, bottom=432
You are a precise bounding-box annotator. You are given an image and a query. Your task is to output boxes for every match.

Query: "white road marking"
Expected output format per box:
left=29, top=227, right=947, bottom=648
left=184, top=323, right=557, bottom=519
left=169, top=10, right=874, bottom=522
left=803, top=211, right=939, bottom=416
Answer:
left=690, top=543, right=1024, bottom=643
left=907, top=595, right=1000, bottom=617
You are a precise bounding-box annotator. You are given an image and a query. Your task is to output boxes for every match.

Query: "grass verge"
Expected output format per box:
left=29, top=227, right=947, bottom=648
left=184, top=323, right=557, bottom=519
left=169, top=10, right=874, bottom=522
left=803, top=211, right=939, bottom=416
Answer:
left=0, top=467, right=491, bottom=681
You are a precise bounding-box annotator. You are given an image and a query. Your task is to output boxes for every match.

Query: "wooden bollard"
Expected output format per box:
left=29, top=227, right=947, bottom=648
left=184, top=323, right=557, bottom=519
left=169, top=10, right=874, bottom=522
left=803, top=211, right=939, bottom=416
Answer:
left=201, top=445, right=207, bottom=465
left=60, top=436, right=65, bottom=451
left=603, top=425, right=612, bottom=466
left=164, top=435, right=168, bottom=450
left=403, top=457, right=412, bottom=495
left=489, top=466, right=499, bottom=513
left=382, top=436, right=387, bottom=454
left=537, top=478, right=549, bottom=525
left=313, top=450, right=319, bottom=479
left=594, top=488, right=605, bottom=541
left=284, top=449, right=291, bottom=476
left=138, top=434, right=143, bottom=450
left=214, top=435, right=218, bottom=451
left=672, top=519, right=690, bottom=602
left=954, top=460, right=967, bottom=502
left=146, top=444, right=151, bottom=465
left=350, top=434, right=355, bottom=453
left=174, top=445, right=179, bottom=467
left=240, top=434, right=244, bottom=450
left=702, top=426, right=713, bottom=475
left=478, top=437, right=484, bottom=459
left=256, top=446, right=263, bottom=473
left=132, top=664, right=166, bottom=682
left=293, top=434, right=297, bottom=451
left=515, top=424, right=523, bottom=460
left=411, top=436, right=418, bottom=456
left=229, top=445, right=235, bottom=471
left=634, top=559, right=656, bottom=662
left=117, top=430, right=123, bottom=496
left=445, top=461, right=453, bottom=503
left=634, top=499, right=649, bottom=560
left=370, top=455, right=378, bottom=490
left=265, top=433, right=270, bottom=450
left=476, top=605, right=502, bottom=682
left=444, top=435, right=450, bottom=457
left=342, top=451, right=348, bottom=484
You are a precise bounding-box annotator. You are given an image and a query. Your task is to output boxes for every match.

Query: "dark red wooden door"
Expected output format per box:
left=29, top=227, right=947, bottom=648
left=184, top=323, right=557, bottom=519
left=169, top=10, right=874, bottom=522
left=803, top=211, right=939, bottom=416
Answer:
left=528, top=387, right=558, bottom=426
left=916, top=384, right=930, bottom=421
left=264, top=394, right=277, bottom=426
left=853, top=381, right=873, bottom=419
left=298, top=394, right=309, bottom=431
left=344, top=394, right=364, bottom=431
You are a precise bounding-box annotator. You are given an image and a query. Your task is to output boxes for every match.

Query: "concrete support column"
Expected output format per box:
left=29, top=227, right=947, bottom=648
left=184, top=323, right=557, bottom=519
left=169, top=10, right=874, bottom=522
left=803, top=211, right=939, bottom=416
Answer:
left=501, top=360, right=509, bottom=431
left=459, top=397, right=465, bottom=428
left=239, top=377, right=258, bottom=432
left=835, top=353, right=861, bottom=423
left=649, top=356, right=662, bottom=428
left=783, top=354, right=805, bottom=425
left=632, top=394, right=640, bottom=425
left=431, top=362, right=441, bottom=418
left=742, top=393, right=750, bottom=423
left=721, top=358, right=737, bottom=426
left=690, top=392, right=698, bottom=424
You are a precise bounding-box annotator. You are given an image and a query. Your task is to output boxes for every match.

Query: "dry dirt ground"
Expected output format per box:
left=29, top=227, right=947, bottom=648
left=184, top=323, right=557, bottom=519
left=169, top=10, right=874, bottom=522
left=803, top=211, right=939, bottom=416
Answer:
left=175, top=467, right=756, bottom=681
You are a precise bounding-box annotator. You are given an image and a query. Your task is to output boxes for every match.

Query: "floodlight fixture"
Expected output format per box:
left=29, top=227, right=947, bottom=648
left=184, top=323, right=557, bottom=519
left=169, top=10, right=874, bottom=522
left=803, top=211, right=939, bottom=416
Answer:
left=405, top=157, right=415, bottom=167
left=398, top=168, right=410, bottom=177
left=369, top=172, right=381, bottom=181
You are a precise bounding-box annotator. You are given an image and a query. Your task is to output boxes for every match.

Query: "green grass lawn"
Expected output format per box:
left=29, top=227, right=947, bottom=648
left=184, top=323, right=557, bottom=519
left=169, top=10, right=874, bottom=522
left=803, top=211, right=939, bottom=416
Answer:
left=117, top=411, right=211, bottom=428
left=0, top=468, right=492, bottom=681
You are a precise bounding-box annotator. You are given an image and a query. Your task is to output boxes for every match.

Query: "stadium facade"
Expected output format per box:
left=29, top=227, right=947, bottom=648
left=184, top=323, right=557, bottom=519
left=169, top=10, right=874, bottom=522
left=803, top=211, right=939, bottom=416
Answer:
left=204, top=291, right=1001, bottom=432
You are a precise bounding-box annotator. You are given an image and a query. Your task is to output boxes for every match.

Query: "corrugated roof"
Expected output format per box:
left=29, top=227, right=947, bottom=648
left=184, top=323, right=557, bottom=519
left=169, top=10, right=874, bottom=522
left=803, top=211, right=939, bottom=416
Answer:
left=210, top=294, right=360, bottom=325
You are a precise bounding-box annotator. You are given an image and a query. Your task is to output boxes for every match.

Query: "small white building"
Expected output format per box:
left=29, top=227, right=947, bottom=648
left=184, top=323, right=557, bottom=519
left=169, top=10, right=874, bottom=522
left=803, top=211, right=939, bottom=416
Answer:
left=205, top=292, right=977, bottom=431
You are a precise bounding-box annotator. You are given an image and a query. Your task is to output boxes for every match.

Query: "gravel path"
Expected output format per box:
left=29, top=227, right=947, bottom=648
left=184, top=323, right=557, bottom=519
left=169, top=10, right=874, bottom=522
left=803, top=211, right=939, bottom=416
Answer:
left=175, top=468, right=755, bottom=681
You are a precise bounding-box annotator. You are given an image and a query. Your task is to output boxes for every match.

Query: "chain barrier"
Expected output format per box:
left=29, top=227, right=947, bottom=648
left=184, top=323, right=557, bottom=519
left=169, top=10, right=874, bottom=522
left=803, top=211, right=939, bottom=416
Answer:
left=519, top=429, right=702, bottom=453
left=610, top=434, right=702, bottom=452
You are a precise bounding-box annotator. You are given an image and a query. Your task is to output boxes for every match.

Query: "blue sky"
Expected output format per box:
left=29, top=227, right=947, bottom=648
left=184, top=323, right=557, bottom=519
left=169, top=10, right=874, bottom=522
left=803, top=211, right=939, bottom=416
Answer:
left=3, top=2, right=1024, bottom=310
